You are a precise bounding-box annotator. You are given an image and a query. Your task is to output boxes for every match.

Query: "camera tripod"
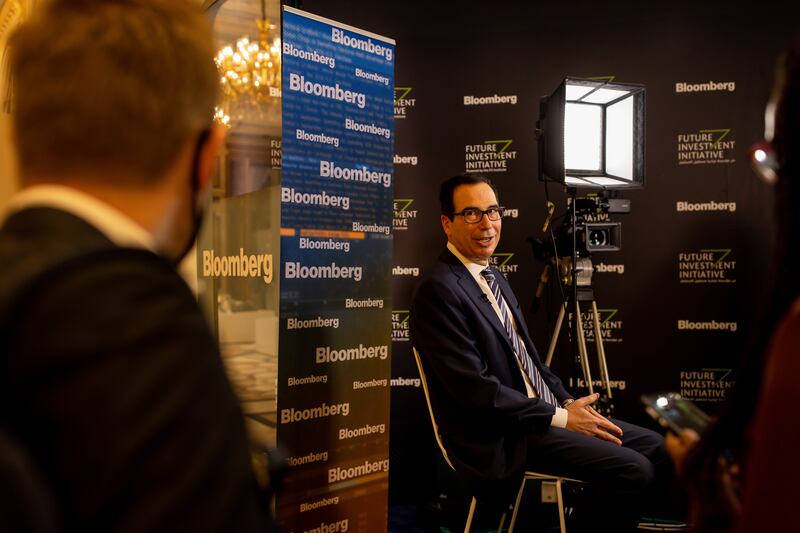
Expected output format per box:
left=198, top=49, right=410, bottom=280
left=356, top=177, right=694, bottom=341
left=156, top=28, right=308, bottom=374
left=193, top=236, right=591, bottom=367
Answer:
left=539, top=257, right=615, bottom=414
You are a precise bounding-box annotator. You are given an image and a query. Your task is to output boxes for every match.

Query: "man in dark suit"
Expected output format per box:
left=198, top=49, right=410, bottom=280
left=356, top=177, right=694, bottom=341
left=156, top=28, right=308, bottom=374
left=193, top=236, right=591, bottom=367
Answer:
left=0, top=1, right=272, bottom=531
left=410, top=174, right=671, bottom=531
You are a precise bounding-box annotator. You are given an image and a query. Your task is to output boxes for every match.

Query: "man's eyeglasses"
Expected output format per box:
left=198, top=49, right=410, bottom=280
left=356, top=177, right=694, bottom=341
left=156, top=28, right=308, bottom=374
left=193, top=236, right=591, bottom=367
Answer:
left=452, top=206, right=504, bottom=223
left=748, top=140, right=780, bottom=184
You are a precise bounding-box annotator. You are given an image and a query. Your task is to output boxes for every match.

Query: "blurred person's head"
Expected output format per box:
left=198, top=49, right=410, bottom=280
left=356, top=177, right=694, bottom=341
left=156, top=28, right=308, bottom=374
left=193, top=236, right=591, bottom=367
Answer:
left=771, top=39, right=800, bottom=182
left=763, top=38, right=800, bottom=295
left=8, top=0, right=224, bottom=261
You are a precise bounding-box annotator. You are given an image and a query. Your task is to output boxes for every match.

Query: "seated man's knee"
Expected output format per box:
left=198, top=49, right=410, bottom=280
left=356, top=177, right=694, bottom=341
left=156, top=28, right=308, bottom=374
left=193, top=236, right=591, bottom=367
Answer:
left=617, top=455, right=656, bottom=490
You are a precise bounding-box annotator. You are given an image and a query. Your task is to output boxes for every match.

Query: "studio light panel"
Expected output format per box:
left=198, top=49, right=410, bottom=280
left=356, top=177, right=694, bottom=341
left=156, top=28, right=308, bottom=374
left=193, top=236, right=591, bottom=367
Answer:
left=539, top=77, right=645, bottom=189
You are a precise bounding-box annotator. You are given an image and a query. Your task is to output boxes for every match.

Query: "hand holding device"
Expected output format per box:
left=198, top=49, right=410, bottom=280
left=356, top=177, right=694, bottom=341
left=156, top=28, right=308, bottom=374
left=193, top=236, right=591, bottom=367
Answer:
left=642, top=392, right=709, bottom=435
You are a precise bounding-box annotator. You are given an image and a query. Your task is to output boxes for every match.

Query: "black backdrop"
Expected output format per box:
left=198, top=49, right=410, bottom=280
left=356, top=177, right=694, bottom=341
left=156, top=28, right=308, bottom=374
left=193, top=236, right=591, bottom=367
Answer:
left=297, top=0, right=797, bottom=506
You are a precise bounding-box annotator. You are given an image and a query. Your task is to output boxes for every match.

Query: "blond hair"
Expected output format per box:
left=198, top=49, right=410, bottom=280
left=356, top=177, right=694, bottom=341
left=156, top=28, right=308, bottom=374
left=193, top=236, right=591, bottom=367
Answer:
left=9, top=0, right=219, bottom=183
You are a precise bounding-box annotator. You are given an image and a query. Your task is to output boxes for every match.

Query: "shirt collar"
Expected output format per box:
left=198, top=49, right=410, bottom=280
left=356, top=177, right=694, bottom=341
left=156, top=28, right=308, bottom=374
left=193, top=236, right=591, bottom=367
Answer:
left=3, top=185, right=157, bottom=252
left=447, top=241, right=490, bottom=280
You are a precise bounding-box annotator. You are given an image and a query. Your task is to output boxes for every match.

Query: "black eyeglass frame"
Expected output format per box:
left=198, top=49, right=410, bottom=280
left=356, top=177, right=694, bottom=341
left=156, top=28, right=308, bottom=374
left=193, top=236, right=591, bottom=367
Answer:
left=451, top=206, right=505, bottom=223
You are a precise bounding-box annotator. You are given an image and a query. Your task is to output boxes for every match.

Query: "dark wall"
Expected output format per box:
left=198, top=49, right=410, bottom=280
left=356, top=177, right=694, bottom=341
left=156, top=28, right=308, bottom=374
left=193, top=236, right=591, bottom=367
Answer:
left=298, top=0, right=798, bottom=504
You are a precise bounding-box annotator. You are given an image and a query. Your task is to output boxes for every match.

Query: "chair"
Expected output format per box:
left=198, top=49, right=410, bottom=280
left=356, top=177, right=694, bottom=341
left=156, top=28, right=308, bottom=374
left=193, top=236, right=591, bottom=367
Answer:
left=412, top=347, right=583, bottom=533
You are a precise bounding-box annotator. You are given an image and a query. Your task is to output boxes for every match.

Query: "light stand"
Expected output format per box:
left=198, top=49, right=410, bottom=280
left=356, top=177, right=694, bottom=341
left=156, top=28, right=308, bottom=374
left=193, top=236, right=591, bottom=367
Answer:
left=539, top=191, right=614, bottom=411
left=535, top=77, right=645, bottom=409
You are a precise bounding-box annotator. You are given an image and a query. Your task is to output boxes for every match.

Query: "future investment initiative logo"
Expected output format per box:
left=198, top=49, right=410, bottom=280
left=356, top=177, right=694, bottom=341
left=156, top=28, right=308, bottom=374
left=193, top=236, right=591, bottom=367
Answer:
left=579, top=308, right=623, bottom=344
left=489, top=252, right=518, bottom=277
left=677, top=128, right=735, bottom=165
left=391, top=310, right=410, bottom=342
left=394, top=87, right=415, bottom=119
left=393, top=198, right=418, bottom=231
left=679, top=368, right=734, bottom=402
left=678, top=249, right=736, bottom=284
left=465, top=139, right=517, bottom=173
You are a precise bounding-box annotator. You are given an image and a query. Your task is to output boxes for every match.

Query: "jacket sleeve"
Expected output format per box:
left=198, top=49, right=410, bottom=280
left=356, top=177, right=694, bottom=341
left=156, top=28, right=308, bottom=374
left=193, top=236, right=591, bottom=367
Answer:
left=410, top=275, right=556, bottom=435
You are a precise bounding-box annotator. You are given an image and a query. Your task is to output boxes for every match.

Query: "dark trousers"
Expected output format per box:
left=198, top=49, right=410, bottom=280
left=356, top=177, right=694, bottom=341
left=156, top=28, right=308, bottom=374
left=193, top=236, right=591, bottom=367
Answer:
left=525, top=418, right=673, bottom=532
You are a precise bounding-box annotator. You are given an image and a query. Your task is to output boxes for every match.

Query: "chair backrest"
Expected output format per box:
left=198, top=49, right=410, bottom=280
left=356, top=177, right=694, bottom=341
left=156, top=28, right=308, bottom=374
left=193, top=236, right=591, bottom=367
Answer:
left=412, top=347, right=455, bottom=470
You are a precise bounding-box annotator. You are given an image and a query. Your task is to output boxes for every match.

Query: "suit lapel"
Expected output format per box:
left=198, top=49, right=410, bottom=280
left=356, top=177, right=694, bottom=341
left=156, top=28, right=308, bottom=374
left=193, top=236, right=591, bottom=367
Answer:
left=441, top=251, right=515, bottom=353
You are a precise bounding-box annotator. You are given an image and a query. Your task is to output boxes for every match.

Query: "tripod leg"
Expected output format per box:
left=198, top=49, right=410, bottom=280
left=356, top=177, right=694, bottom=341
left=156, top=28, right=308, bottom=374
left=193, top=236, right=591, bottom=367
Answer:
left=545, top=303, right=566, bottom=367
left=575, top=304, right=594, bottom=395
left=591, top=301, right=613, bottom=400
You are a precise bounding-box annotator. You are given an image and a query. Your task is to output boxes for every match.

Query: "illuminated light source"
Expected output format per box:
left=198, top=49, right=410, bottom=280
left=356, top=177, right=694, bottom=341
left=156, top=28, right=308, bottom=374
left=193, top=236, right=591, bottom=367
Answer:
left=537, top=77, right=646, bottom=189
left=214, top=0, right=281, bottom=123
left=748, top=141, right=779, bottom=185
left=213, top=106, right=231, bottom=129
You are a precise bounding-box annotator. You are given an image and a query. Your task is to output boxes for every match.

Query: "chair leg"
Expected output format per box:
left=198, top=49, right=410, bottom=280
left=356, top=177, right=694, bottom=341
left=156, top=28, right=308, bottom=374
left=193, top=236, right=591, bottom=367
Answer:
left=556, top=478, right=567, bottom=533
left=497, top=510, right=507, bottom=532
left=464, top=496, right=477, bottom=533
left=507, top=476, right=528, bottom=533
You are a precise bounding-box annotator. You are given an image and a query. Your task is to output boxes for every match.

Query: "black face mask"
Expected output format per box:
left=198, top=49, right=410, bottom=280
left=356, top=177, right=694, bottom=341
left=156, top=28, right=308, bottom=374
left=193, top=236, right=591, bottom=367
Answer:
left=173, top=129, right=211, bottom=265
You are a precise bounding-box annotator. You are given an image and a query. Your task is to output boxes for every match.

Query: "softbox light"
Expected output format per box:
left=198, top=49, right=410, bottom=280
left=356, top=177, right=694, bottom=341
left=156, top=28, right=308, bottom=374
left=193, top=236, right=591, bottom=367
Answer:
left=538, top=77, right=645, bottom=189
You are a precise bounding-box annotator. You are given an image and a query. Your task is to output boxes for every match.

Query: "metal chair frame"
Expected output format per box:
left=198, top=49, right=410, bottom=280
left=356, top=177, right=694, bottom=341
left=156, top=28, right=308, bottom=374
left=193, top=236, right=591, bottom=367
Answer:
left=413, top=347, right=583, bottom=533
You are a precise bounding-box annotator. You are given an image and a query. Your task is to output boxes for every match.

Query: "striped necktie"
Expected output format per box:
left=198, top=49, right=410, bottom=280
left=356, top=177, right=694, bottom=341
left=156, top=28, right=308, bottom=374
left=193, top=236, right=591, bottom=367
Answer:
left=481, top=268, right=557, bottom=406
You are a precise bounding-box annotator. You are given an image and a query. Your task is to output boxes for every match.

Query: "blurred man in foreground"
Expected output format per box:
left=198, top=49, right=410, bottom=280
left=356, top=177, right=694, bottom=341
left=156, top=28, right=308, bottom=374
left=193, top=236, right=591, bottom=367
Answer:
left=0, top=1, right=271, bottom=531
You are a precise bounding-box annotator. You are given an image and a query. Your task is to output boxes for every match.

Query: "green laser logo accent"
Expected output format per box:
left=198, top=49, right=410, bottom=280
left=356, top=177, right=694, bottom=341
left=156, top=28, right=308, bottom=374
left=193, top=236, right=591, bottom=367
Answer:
left=489, top=252, right=518, bottom=276
left=394, top=87, right=412, bottom=100
left=392, top=310, right=410, bottom=342
left=578, top=308, right=623, bottom=344
left=393, top=198, right=418, bottom=231
left=678, top=249, right=736, bottom=284
left=680, top=368, right=734, bottom=402
left=465, top=139, right=517, bottom=173
left=394, top=87, right=415, bottom=119
left=702, top=129, right=731, bottom=147
left=485, top=139, right=513, bottom=153
left=677, top=128, right=735, bottom=165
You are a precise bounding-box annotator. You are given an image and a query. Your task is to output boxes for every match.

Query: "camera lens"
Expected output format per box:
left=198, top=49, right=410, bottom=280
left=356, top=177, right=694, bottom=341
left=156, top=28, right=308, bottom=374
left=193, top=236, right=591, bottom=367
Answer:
left=589, top=229, right=608, bottom=247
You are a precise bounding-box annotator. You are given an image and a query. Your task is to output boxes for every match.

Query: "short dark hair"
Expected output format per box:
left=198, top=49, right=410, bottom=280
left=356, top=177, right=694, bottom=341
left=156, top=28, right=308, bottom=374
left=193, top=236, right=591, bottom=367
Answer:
left=439, top=173, right=499, bottom=219
left=9, top=0, right=218, bottom=184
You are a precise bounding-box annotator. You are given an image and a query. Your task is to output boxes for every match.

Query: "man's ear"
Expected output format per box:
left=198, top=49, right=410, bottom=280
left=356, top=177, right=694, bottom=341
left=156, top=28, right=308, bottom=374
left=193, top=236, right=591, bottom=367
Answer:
left=441, top=214, right=452, bottom=237
left=196, top=124, right=227, bottom=190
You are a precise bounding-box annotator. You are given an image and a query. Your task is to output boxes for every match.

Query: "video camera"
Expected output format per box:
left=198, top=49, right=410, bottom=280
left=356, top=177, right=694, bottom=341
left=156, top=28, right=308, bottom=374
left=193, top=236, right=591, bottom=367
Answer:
left=529, top=194, right=630, bottom=262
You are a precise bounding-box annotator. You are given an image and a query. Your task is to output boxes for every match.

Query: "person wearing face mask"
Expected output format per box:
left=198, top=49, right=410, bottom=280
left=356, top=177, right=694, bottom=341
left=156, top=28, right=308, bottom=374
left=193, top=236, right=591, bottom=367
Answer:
left=0, top=1, right=273, bottom=531
left=410, top=173, right=676, bottom=532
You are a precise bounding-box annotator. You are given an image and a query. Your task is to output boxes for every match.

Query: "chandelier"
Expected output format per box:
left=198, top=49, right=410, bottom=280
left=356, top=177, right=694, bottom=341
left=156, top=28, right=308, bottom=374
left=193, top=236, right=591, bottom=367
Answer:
left=214, top=0, right=281, bottom=121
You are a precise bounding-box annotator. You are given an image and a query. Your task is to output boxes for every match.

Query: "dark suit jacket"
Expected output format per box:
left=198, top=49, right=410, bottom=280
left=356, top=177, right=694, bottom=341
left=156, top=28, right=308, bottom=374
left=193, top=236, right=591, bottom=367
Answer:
left=409, top=249, right=571, bottom=497
left=0, top=208, right=269, bottom=532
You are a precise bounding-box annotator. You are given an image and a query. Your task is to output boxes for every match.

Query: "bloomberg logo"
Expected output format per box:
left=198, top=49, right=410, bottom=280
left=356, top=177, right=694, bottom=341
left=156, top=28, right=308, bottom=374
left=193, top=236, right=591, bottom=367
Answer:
left=678, top=320, right=738, bottom=332
left=464, top=94, right=518, bottom=105
left=677, top=200, right=736, bottom=213
left=594, top=263, right=624, bottom=275
left=675, top=81, right=735, bottom=93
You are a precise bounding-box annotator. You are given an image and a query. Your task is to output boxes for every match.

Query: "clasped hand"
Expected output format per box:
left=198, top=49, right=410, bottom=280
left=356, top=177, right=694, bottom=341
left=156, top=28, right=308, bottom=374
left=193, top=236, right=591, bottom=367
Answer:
left=564, top=393, right=624, bottom=445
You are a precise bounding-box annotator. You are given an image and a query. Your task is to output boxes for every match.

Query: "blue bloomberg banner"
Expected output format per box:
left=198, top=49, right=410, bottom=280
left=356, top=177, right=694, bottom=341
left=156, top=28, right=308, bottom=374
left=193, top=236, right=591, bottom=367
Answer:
left=278, top=6, right=395, bottom=532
